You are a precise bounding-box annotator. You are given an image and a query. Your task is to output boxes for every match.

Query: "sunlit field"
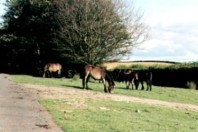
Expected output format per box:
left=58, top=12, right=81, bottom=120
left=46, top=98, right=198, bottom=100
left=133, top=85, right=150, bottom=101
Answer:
left=11, top=75, right=198, bottom=132
left=11, top=75, right=198, bottom=105
left=41, top=98, right=198, bottom=132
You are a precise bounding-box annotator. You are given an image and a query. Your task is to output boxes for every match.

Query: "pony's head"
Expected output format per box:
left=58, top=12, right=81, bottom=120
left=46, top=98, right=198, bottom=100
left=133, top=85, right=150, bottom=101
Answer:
left=108, top=80, right=115, bottom=93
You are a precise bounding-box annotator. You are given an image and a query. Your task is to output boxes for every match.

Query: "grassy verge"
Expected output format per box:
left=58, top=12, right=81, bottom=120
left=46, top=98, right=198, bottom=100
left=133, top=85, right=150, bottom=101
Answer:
left=40, top=98, right=198, bottom=132
left=11, top=75, right=198, bottom=131
left=11, top=75, right=198, bottom=105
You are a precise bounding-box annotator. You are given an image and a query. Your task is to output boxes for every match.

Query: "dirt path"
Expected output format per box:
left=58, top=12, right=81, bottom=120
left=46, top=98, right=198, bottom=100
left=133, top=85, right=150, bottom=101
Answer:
left=0, top=74, right=63, bottom=132
left=21, top=83, right=198, bottom=112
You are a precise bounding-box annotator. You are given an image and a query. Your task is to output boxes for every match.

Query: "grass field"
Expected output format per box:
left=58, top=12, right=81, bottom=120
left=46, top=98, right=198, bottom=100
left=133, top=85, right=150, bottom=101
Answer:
left=103, top=61, right=175, bottom=69
left=11, top=75, right=198, bottom=132
left=11, top=75, right=198, bottom=105
left=40, top=98, right=198, bottom=132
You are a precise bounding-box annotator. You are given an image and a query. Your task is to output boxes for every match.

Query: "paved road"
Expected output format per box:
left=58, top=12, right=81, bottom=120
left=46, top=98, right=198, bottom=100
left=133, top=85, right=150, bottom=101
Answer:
left=0, top=74, right=63, bottom=132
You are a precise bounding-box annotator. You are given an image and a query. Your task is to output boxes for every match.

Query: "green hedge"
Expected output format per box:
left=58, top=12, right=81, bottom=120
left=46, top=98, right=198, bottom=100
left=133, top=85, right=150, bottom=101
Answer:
left=112, top=62, right=198, bottom=89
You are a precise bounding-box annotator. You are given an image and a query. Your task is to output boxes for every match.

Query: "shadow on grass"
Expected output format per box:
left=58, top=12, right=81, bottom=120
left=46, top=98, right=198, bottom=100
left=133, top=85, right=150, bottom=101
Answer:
left=61, top=84, right=93, bottom=91
left=115, top=87, right=145, bottom=91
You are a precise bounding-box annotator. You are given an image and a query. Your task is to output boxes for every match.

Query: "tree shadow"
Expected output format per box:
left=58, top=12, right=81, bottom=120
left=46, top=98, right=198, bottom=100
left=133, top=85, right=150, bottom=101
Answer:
left=61, top=84, right=93, bottom=90
left=115, top=86, right=138, bottom=91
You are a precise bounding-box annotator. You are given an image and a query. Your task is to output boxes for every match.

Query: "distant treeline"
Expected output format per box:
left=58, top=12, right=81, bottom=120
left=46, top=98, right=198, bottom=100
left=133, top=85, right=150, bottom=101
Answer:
left=112, top=62, right=198, bottom=89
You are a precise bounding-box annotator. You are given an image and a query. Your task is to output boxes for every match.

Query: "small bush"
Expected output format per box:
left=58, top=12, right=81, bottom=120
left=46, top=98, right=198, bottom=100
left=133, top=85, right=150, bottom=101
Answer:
left=186, top=81, right=197, bottom=90
left=72, top=74, right=80, bottom=81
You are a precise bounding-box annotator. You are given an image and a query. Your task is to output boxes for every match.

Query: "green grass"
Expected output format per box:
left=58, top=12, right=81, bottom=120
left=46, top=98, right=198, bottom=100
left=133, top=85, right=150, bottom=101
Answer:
left=115, top=83, right=198, bottom=105
left=40, top=98, right=198, bottom=132
left=10, top=75, right=82, bottom=87
left=11, top=75, right=198, bottom=105
left=11, top=75, right=198, bottom=132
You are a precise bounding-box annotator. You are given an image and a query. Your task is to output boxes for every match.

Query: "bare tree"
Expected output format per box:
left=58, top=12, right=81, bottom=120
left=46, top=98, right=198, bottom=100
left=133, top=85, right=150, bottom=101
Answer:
left=56, top=0, right=149, bottom=64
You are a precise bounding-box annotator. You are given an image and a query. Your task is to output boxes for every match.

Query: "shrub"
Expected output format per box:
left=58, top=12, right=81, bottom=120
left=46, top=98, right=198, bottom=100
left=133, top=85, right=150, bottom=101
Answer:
left=72, top=74, right=80, bottom=81
left=186, top=81, right=197, bottom=90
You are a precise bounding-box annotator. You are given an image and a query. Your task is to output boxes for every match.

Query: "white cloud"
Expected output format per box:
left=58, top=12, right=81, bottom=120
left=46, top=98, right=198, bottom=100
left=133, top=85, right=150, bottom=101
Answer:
left=129, top=51, right=198, bottom=62
left=160, top=8, right=198, bottom=27
left=0, top=0, right=6, bottom=23
left=130, top=1, right=198, bottom=62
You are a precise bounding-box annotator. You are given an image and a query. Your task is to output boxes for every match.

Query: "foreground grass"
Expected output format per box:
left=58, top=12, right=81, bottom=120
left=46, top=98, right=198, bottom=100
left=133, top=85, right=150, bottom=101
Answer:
left=11, top=75, right=198, bottom=105
left=40, top=98, right=198, bottom=132
left=11, top=75, right=198, bottom=131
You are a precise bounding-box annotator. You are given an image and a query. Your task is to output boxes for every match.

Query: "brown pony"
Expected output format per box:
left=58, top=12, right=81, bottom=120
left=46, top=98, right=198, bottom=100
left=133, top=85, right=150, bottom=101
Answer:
left=43, top=63, right=62, bottom=78
left=82, top=65, right=115, bottom=93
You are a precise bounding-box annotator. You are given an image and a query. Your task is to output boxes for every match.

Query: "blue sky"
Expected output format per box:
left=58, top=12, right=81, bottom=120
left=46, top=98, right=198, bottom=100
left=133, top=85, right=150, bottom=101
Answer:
left=0, top=0, right=198, bottom=62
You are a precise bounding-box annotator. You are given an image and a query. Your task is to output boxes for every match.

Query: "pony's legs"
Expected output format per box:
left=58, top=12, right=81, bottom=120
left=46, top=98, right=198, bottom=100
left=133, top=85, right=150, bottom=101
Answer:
left=146, top=81, right=149, bottom=91
left=149, top=81, right=152, bottom=91
left=102, top=78, right=107, bottom=93
left=83, top=73, right=90, bottom=89
left=134, top=73, right=139, bottom=90
left=43, top=71, right=50, bottom=78
left=43, top=72, right=46, bottom=78
left=147, top=80, right=152, bottom=91
left=49, top=72, right=53, bottom=78
left=134, top=79, right=139, bottom=90
left=126, top=81, right=130, bottom=89
left=131, top=79, right=134, bottom=90
left=141, top=81, right=144, bottom=90
left=126, top=80, right=133, bottom=89
left=82, top=78, right=85, bottom=89
left=129, top=81, right=133, bottom=89
left=57, top=70, right=61, bottom=78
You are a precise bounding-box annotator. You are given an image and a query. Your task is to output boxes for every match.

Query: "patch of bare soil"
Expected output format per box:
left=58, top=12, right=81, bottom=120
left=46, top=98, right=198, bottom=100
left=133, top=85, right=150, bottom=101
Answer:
left=21, top=84, right=198, bottom=112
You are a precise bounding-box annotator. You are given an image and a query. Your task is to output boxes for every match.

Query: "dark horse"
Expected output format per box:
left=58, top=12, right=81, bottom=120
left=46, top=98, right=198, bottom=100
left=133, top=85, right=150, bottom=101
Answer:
left=82, top=65, right=115, bottom=93
left=134, top=71, right=152, bottom=91
left=43, top=63, right=62, bottom=78
left=122, top=69, right=138, bottom=89
left=111, top=69, right=137, bottom=90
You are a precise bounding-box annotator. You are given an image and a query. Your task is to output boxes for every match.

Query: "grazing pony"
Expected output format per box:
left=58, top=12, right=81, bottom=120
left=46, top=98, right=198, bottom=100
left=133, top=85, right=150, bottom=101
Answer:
left=111, top=69, right=137, bottom=90
left=43, top=63, right=62, bottom=78
left=134, top=71, right=152, bottom=91
left=82, top=65, right=115, bottom=93
left=122, top=69, right=138, bottom=89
